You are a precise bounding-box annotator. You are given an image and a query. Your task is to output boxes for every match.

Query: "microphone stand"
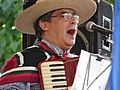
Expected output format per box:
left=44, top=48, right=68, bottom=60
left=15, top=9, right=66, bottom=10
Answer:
left=82, top=54, right=92, bottom=90
left=82, top=54, right=111, bottom=90
left=86, top=62, right=111, bottom=90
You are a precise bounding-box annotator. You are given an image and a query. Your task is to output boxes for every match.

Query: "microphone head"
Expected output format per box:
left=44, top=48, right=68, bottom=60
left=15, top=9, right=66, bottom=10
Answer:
left=86, top=21, right=95, bottom=32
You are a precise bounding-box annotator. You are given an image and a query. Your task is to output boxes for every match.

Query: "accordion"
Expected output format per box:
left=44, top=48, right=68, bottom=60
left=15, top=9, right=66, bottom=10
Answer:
left=38, top=57, right=79, bottom=90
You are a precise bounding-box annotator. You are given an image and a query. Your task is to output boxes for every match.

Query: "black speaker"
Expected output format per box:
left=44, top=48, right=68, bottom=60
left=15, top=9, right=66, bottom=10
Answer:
left=71, top=0, right=113, bottom=57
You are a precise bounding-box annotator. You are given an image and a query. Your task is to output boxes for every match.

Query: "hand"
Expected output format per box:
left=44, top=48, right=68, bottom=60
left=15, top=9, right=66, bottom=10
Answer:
left=68, top=86, right=71, bottom=90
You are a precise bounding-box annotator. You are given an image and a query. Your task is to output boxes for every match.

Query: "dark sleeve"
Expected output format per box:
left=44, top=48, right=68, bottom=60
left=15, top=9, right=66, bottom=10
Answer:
left=21, top=46, right=50, bottom=67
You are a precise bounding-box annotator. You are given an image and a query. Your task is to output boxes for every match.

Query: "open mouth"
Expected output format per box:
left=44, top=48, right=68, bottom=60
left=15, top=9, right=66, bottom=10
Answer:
left=67, top=29, right=76, bottom=36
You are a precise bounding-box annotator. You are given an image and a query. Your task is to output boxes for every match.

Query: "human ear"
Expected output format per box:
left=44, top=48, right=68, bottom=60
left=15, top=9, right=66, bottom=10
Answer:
left=39, top=21, right=49, bottom=31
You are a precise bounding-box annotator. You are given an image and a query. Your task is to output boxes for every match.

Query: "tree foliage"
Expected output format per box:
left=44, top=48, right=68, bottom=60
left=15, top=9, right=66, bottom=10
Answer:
left=0, top=0, right=22, bottom=70
left=106, top=0, right=114, bottom=4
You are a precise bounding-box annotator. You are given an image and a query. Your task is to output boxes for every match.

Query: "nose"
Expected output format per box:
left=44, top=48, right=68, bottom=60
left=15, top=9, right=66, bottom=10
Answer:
left=70, top=15, right=79, bottom=25
left=70, top=18, right=79, bottom=26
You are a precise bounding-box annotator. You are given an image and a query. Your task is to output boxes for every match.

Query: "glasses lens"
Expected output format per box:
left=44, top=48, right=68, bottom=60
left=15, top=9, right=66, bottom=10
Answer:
left=74, top=15, right=80, bottom=23
left=63, top=13, right=79, bottom=23
left=63, top=13, right=72, bottom=20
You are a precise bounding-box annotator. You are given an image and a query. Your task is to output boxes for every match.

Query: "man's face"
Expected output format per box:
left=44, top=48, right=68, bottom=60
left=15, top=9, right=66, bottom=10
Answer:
left=41, top=8, right=79, bottom=51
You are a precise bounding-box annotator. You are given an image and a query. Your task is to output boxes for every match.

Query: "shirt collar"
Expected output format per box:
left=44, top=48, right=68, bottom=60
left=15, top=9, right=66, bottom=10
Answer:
left=41, top=39, right=67, bottom=57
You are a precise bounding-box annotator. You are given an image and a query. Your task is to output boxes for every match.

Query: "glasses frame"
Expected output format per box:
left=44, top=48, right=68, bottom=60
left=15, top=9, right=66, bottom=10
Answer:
left=51, top=12, right=80, bottom=24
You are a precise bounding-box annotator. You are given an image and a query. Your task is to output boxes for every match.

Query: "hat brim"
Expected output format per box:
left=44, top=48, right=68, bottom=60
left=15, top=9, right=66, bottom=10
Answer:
left=15, top=0, right=97, bottom=35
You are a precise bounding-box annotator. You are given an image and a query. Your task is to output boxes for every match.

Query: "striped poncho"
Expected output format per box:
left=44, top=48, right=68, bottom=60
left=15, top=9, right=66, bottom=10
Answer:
left=0, top=42, right=61, bottom=85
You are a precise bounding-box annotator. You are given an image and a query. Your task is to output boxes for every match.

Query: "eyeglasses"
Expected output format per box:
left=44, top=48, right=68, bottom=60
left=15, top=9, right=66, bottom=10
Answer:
left=51, top=12, right=80, bottom=24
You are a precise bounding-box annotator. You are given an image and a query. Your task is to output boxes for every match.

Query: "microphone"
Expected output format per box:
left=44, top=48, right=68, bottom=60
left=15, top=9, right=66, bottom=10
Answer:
left=86, top=21, right=112, bottom=34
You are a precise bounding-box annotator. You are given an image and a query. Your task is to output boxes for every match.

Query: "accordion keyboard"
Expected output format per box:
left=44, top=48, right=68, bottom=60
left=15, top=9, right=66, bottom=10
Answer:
left=41, top=61, right=68, bottom=90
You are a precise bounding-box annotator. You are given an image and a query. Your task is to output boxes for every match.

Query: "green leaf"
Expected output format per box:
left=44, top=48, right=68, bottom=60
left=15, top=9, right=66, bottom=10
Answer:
left=9, top=41, right=19, bottom=52
left=0, top=37, right=6, bottom=48
left=6, top=33, right=13, bottom=42
left=0, top=29, right=6, bottom=35
left=4, top=52, right=13, bottom=60
left=0, top=48, right=5, bottom=59
left=2, top=1, right=11, bottom=11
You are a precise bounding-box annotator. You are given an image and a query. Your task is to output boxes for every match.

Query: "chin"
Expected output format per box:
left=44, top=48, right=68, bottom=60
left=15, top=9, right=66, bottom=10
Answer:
left=67, top=41, right=75, bottom=46
left=63, top=40, right=75, bottom=50
left=66, top=44, right=74, bottom=50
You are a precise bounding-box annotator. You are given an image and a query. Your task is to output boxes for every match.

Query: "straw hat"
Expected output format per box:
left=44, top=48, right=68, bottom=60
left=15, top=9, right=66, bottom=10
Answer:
left=15, top=0, right=97, bottom=35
